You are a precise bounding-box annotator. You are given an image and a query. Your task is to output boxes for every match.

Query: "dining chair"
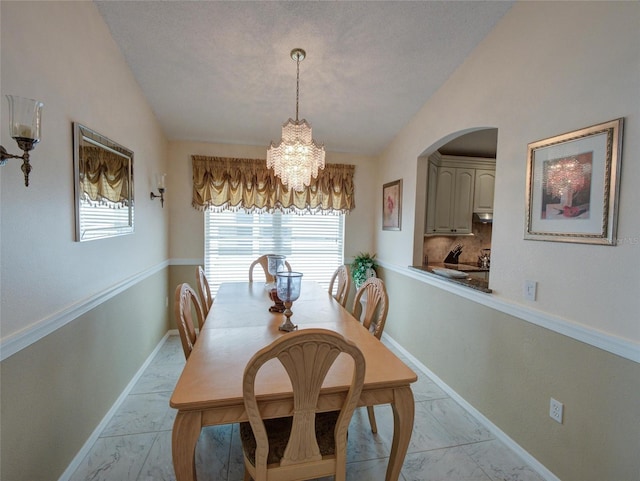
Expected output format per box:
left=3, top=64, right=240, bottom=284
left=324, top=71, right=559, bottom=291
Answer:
left=248, top=254, right=292, bottom=282
left=328, top=264, right=351, bottom=307
left=196, top=265, right=213, bottom=317
left=174, top=283, right=205, bottom=360
left=351, top=277, right=389, bottom=433
left=240, top=328, right=366, bottom=481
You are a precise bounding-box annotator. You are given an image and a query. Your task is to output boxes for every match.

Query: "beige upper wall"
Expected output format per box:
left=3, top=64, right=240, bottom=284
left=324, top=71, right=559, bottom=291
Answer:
left=0, top=1, right=169, bottom=339
left=2, top=0, right=637, bottom=349
left=166, top=141, right=378, bottom=262
left=376, top=1, right=640, bottom=343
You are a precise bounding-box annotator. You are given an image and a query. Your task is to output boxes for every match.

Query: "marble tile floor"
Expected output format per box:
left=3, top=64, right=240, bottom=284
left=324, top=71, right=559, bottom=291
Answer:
left=69, top=335, right=546, bottom=481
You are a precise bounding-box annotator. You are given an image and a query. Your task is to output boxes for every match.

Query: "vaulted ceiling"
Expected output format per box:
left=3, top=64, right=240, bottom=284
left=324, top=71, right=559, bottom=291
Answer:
left=95, top=1, right=512, bottom=156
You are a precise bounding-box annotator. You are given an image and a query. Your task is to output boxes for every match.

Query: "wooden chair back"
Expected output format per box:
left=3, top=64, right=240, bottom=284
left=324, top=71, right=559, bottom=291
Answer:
left=328, top=264, right=351, bottom=307
left=174, top=283, right=205, bottom=360
left=248, top=254, right=292, bottom=282
left=351, top=277, right=389, bottom=434
left=196, top=265, right=213, bottom=317
left=352, top=277, right=389, bottom=340
left=241, top=329, right=365, bottom=481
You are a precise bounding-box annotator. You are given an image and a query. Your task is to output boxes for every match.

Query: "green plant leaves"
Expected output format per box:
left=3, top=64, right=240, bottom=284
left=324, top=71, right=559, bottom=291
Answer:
left=351, top=252, right=377, bottom=288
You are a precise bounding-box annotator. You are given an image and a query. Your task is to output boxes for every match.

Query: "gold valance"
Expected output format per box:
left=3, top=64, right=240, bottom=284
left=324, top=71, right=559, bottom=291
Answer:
left=80, top=145, right=131, bottom=207
left=192, top=156, right=355, bottom=214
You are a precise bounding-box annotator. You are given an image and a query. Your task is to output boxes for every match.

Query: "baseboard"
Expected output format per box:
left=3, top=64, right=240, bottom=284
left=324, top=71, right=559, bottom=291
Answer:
left=57, top=332, right=173, bottom=481
left=381, top=332, right=561, bottom=481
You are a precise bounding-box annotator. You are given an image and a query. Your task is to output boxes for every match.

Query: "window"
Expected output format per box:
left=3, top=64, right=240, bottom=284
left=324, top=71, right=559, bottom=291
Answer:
left=205, top=211, right=344, bottom=296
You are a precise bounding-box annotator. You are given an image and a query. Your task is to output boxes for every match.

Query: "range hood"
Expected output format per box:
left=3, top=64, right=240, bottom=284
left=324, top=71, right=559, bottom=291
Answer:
left=473, top=212, right=493, bottom=223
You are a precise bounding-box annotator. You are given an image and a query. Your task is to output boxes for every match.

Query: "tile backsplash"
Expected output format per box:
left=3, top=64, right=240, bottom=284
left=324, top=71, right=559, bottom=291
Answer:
left=423, top=222, right=492, bottom=266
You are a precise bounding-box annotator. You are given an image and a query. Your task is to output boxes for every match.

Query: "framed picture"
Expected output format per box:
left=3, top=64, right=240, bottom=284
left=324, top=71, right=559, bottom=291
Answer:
left=383, top=179, right=402, bottom=231
left=525, top=118, right=623, bottom=245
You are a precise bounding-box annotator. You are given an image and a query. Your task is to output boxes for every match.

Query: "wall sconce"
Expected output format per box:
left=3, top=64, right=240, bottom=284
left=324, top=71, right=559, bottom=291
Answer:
left=150, top=173, right=166, bottom=207
left=1, top=95, right=44, bottom=187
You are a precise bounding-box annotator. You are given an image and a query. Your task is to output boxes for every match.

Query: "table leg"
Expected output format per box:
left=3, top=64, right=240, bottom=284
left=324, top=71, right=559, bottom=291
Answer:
left=172, top=410, right=202, bottom=481
left=386, top=386, right=415, bottom=481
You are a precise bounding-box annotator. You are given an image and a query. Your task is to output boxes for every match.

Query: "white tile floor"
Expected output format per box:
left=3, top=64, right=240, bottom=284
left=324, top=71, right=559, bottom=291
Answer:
left=69, top=335, right=546, bottom=481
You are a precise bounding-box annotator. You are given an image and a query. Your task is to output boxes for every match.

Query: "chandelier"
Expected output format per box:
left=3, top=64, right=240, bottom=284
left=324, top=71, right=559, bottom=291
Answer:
left=267, top=48, right=325, bottom=191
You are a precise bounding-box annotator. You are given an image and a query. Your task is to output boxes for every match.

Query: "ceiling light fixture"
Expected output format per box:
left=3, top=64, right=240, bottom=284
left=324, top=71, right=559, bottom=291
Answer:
left=267, top=48, right=325, bottom=191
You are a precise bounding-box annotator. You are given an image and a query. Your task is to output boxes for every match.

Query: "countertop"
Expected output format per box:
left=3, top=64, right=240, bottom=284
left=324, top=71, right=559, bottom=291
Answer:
left=409, top=263, right=492, bottom=293
left=427, top=262, right=489, bottom=273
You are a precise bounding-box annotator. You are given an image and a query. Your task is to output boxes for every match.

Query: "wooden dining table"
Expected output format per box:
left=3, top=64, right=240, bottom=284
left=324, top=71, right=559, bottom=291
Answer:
left=170, top=281, right=417, bottom=481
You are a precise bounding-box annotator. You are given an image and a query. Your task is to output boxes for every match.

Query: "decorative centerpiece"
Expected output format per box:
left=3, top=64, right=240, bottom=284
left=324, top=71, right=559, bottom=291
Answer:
left=266, top=254, right=287, bottom=291
left=351, top=252, right=378, bottom=289
left=276, top=271, right=303, bottom=332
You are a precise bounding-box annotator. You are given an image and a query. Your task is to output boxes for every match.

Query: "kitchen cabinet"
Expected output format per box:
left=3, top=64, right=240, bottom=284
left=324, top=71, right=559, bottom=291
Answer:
left=473, top=169, right=495, bottom=213
left=425, top=161, right=438, bottom=233
left=425, top=154, right=495, bottom=236
left=431, top=166, right=474, bottom=234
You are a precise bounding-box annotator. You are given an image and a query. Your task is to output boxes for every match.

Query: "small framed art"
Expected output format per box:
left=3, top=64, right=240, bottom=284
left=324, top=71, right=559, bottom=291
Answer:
left=383, top=179, right=402, bottom=231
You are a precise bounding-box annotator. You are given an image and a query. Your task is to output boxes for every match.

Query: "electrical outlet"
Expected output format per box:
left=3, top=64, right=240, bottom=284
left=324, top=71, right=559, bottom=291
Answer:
left=524, top=280, right=537, bottom=301
left=165, top=296, right=169, bottom=308
left=550, top=398, right=563, bottom=423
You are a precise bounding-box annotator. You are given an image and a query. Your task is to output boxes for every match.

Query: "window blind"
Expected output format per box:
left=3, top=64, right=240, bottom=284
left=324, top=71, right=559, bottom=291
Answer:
left=78, top=202, right=134, bottom=241
left=204, top=210, right=344, bottom=296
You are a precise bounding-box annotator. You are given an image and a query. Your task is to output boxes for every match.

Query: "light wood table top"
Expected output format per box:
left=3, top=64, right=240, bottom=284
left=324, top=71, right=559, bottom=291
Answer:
left=170, top=281, right=417, bottom=481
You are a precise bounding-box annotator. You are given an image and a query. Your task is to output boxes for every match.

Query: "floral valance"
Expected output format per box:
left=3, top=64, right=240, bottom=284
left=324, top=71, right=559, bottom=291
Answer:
left=79, top=145, right=131, bottom=207
left=192, top=156, right=355, bottom=214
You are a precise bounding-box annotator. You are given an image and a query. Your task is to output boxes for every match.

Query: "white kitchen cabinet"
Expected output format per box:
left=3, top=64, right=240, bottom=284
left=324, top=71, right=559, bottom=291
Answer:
left=430, top=166, right=474, bottom=234
left=425, top=161, right=438, bottom=234
left=473, top=169, right=496, bottom=213
left=425, top=154, right=495, bottom=236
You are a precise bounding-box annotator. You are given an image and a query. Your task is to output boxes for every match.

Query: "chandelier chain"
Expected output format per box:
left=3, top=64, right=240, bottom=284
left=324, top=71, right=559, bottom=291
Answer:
left=295, top=53, right=300, bottom=121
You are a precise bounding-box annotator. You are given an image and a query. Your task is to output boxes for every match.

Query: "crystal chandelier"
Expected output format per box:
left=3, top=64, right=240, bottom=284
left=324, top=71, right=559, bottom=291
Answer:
left=267, top=48, right=325, bottom=191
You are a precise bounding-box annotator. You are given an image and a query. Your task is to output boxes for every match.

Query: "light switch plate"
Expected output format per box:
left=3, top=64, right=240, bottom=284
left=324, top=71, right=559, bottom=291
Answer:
left=524, top=280, right=537, bottom=301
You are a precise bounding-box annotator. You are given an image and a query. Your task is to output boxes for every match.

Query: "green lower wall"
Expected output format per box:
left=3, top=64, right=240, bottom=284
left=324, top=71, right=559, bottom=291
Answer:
left=3, top=264, right=637, bottom=481
left=377, top=267, right=640, bottom=481
left=0, top=268, right=170, bottom=481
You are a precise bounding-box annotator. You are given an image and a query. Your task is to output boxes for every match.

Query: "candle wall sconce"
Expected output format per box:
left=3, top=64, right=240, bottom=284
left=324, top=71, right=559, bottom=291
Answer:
left=150, top=173, right=166, bottom=207
left=1, top=95, right=44, bottom=187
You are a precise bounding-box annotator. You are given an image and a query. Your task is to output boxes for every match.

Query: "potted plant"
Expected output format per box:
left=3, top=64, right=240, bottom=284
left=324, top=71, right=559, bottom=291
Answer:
left=351, top=252, right=378, bottom=289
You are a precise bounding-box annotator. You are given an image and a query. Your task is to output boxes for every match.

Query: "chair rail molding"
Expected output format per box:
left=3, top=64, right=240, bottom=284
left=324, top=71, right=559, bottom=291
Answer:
left=1, top=260, right=170, bottom=361
left=381, top=261, right=639, bottom=364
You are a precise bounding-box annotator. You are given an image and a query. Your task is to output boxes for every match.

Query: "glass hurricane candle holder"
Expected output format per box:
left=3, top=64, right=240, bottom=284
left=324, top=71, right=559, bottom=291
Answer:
left=1, top=95, right=44, bottom=187
left=266, top=254, right=287, bottom=291
left=275, top=271, right=303, bottom=332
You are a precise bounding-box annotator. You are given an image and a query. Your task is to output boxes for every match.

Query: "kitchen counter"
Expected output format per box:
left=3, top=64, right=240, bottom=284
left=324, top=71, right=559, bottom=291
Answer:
left=428, top=262, right=489, bottom=273
left=409, top=263, right=492, bottom=293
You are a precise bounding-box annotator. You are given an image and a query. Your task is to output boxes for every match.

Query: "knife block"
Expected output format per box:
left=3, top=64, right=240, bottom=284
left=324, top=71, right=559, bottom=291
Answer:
left=444, top=251, right=461, bottom=264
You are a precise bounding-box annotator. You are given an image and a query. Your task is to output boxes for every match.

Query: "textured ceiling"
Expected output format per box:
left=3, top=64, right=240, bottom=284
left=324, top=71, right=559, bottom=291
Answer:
left=95, top=1, right=512, bottom=156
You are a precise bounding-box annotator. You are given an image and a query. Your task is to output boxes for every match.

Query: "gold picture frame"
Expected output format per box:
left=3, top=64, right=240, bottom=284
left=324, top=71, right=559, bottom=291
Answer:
left=382, top=179, right=402, bottom=231
left=525, top=118, right=623, bottom=245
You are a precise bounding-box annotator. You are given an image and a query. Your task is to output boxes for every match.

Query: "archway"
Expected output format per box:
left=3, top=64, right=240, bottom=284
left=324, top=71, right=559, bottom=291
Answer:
left=413, top=128, right=498, bottom=274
